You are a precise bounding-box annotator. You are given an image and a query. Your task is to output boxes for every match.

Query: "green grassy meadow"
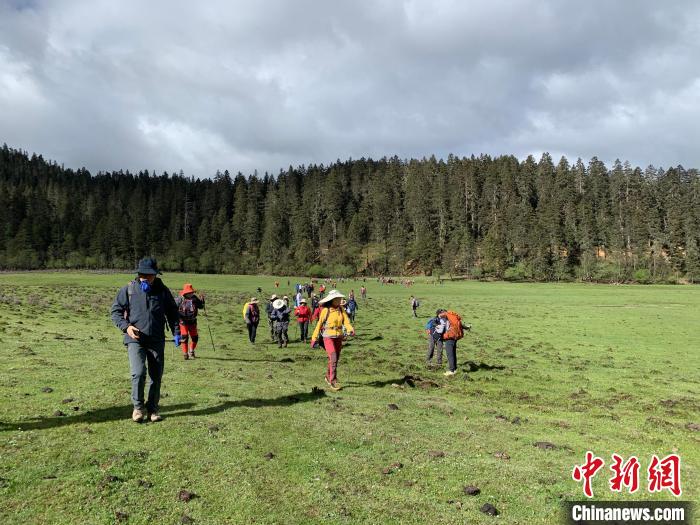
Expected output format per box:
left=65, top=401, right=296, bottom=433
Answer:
left=0, top=272, right=698, bottom=524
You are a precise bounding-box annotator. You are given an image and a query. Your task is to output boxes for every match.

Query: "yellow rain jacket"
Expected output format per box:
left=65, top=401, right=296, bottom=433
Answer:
left=311, top=306, right=354, bottom=340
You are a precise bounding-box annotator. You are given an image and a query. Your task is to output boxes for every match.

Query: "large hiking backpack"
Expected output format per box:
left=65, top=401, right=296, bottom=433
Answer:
left=443, top=311, right=464, bottom=340
left=242, top=302, right=250, bottom=320
left=179, top=297, right=198, bottom=323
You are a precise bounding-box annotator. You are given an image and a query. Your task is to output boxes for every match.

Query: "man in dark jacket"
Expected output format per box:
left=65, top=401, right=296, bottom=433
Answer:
left=110, top=257, right=180, bottom=423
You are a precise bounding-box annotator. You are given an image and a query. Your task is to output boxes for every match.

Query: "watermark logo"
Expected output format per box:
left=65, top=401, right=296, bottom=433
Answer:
left=572, top=452, right=681, bottom=498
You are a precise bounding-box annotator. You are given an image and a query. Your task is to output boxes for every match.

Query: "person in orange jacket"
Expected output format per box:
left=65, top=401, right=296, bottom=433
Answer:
left=310, top=290, right=354, bottom=391
left=175, top=283, right=205, bottom=359
left=294, top=298, right=312, bottom=343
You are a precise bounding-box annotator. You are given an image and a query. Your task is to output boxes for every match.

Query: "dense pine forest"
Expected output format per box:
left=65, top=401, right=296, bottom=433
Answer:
left=1, top=144, right=699, bottom=282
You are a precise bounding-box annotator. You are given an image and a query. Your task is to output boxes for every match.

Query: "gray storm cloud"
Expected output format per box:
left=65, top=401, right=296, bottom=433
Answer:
left=1, top=0, right=699, bottom=176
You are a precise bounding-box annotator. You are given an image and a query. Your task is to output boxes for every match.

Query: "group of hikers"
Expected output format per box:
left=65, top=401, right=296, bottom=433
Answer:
left=110, top=257, right=465, bottom=423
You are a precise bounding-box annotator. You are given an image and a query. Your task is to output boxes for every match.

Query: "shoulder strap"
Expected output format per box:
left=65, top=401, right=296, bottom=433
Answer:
left=321, top=307, right=331, bottom=330
left=124, top=280, right=137, bottom=320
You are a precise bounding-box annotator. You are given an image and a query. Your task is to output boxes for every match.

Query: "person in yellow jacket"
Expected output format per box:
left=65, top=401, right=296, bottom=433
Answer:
left=310, top=289, right=355, bottom=391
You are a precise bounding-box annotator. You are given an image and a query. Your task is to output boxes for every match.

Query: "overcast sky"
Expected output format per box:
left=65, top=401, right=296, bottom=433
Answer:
left=1, top=1, right=699, bottom=177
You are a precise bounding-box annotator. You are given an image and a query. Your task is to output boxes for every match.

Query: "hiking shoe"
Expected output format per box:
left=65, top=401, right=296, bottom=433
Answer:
left=443, top=370, right=456, bottom=377
left=132, top=408, right=144, bottom=423
left=329, top=381, right=341, bottom=391
left=149, top=412, right=162, bottom=422
left=188, top=351, right=196, bottom=358
left=183, top=353, right=189, bottom=360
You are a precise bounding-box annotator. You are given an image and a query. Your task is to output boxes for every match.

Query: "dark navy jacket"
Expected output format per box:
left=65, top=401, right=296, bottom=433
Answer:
left=111, top=278, right=181, bottom=344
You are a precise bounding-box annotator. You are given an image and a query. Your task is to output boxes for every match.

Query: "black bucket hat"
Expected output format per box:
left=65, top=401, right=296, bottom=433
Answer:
left=135, top=257, right=162, bottom=275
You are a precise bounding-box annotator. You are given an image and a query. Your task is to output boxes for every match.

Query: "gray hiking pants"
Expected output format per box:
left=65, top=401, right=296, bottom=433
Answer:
left=426, top=336, right=443, bottom=365
left=444, top=339, right=457, bottom=372
left=127, top=341, right=165, bottom=412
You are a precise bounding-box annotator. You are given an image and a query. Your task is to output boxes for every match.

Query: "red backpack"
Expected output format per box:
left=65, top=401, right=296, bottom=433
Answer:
left=443, top=311, right=464, bottom=340
left=178, top=297, right=198, bottom=322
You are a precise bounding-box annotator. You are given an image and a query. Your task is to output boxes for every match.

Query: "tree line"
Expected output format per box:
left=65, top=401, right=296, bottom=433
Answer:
left=1, top=143, right=699, bottom=283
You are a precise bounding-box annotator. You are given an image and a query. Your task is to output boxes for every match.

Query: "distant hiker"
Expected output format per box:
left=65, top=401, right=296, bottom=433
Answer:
left=318, top=284, right=326, bottom=299
left=426, top=309, right=446, bottom=368
left=439, top=310, right=470, bottom=376
left=310, top=290, right=355, bottom=392
left=175, top=283, right=205, bottom=359
left=294, top=298, right=312, bottom=343
left=410, top=296, right=420, bottom=317
left=295, top=290, right=303, bottom=307
left=271, top=298, right=291, bottom=348
left=275, top=281, right=280, bottom=289
left=345, top=297, right=358, bottom=323
left=348, top=289, right=355, bottom=301
left=360, top=285, right=367, bottom=300
left=307, top=282, right=314, bottom=298
left=311, top=301, right=322, bottom=322
left=110, top=257, right=180, bottom=423
left=266, top=295, right=278, bottom=342
left=311, top=294, right=320, bottom=312
left=243, top=297, right=260, bottom=344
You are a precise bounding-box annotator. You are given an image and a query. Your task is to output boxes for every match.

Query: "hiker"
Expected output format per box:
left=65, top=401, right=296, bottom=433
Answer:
left=295, top=290, right=303, bottom=307
left=410, top=296, right=420, bottom=317
left=310, top=290, right=355, bottom=391
left=243, top=297, right=261, bottom=344
left=175, top=283, right=205, bottom=359
left=311, top=294, right=320, bottom=312
left=311, top=300, right=322, bottom=322
left=439, top=310, right=470, bottom=376
left=110, top=257, right=180, bottom=423
left=271, top=298, right=291, bottom=347
left=307, top=282, right=314, bottom=298
left=266, top=295, right=278, bottom=342
left=345, top=296, right=358, bottom=323
left=318, top=283, right=326, bottom=299
left=348, top=289, right=355, bottom=301
left=360, top=285, right=367, bottom=300
left=294, top=298, right=312, bottom=343
left=426, top=309, right=446, bottom=368
left=275, top=281, right=280, bottom=289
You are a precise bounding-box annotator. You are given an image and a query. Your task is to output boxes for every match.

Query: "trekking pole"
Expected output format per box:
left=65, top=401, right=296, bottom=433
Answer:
left=203, top=304, right=216, bottom=352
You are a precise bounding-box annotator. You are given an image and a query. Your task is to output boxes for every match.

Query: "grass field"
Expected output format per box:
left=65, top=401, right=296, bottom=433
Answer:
left=0, top=272, right=698, bottom=524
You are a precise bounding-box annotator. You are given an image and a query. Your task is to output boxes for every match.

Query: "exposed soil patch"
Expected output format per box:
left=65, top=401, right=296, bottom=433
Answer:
left=381, top=462, right=403, bottom=474
left=178, top=489, right=196, bottom=502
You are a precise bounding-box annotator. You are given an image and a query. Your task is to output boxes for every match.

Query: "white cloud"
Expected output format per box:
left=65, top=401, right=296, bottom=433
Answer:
left=0, top=0, right=699, bottom=176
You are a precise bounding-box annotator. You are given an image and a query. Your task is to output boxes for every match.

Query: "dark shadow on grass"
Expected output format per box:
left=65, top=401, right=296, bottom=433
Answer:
left=344, top=377, right=410, bottom=389
left=163, top=388, right=327, bottom=419
left=463, top=361, right=506, bottom=372
left=0, top=390, right=327, bottom=431
left=0, top=403, right=195, bottom=432
left=197, top=356, right=296, bottom=364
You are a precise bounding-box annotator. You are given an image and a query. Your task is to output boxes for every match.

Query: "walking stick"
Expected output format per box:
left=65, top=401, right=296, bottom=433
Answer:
left=203, top=304, right=216, bottom=352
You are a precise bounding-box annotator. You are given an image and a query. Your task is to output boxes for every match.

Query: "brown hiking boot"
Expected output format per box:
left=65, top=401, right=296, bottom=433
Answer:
left=149, top=411, right=162, bottom=422
left=183, top=353, right=189, bottom=360
left=132, top=408, right=144, bottom=422
left=188, top=351, right=196, bottom=359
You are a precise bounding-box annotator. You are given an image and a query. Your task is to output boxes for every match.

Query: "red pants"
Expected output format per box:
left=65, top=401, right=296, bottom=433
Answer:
left=179, top=323, right=199, bottom=354
left=322, top=337, right=343, bottom=382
